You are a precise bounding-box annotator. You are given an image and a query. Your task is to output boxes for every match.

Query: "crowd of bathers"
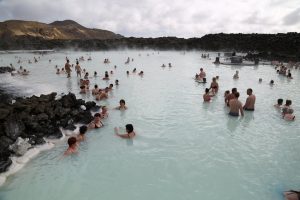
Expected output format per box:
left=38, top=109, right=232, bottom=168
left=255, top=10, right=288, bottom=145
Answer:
left=59, top=56, right=139, bottom=156
left=196, top=67, right=296, bottom=120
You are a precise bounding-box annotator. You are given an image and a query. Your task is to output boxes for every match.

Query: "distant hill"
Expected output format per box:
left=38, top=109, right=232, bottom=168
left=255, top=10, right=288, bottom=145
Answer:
left=0, top=19, right=122, bottom=40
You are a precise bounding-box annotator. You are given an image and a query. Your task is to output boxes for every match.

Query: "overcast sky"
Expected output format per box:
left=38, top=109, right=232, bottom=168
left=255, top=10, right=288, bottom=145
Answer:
left=0, top=0, right=299, bottom=38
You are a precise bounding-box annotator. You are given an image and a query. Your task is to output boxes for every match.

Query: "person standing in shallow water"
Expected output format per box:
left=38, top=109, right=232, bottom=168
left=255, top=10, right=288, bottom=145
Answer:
left=229, top=92, right=244, bottom=117
left=243, top=88, right=256, bottom=111
left=65, top=60, right=71, bottom=78
left=75, top=61, right=81, bottom=77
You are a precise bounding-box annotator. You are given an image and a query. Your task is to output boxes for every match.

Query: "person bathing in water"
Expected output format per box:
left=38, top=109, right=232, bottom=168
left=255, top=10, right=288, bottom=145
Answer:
left=274, top=98, right=283, bottom=108
left=64, top=137, right=78, bottom=156
left=243, top=88, right=256, bottom=111
left=203, top=88, right=214, bottom=102
left=229, top=92, right=244, bottom=117
left=233, top=70, right=239, bottom=79
left=88, top=113, right=104, bottom=129
left=114, top=124, right=136, bottom=139
left=115, top=99, right=128, bottom=110
left=209, top=77, right=219, bottom=93
left=77, top=125, right=88, bottom=142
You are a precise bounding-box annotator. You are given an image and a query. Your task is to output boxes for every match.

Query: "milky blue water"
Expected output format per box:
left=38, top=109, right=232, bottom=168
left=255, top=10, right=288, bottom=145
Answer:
left=0, top=50, right=299, bottom=200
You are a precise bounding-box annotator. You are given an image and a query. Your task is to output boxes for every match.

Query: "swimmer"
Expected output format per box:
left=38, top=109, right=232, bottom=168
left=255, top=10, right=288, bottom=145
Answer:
left=168, top=63, right=172, bottom=67
left=283, top=100, right=292, bottom=109
left=114, top=124, right=136, bottom=139
left=56, top=68, right=60, bottom=74
left=284, top=190, right=300, bottom=200
left=209, top=77, right=219, bottom=93
left=274, top=98, right=283, bottom=108
left=77, top=125, right=88, bottom=142
left=228, top=92, right=244, bottom=117
left=114, top=65, right=117, bottom=69
left=203, top=88, right=214, bottom=102
left=115, top=79, right=119, bottom=86
left=283, top=108, right=295, bottom=121
left=161, top=64, right=166, bottom=68
left=88, top=113, right=103, bottom=129
left=65, top=60, right=71, bottom=78
left=243, top=88, right=255, bottom=111
left=84, top=72, right=89, bottom=79
left=133, top=68, right=137, bottom=73
left=64, top=137, right=78, bottom=156
left=270, top=80, right=274, bottom=85
left=126, top=71, right=130, bottom=75
left=287, top=72, right=293, bottom=79
left=110, top=70, right=113, bottom=75
left=115, top=99, right=128, bottom=110
left=199, top=68, right=206, bottom=79
left=75, top=61, right=81, bottom=77
left=225, top=88, right=237, bottom=106
left=259, top=78, right=262, bottom=83
left=233, top=70, right=239, bottom=79
left=224, top=90, right=230, bottom=103
left=108, top=84, right=113, bottom=91
left=100, top=106, right=108, bottom=118
left=94, top=71, right=97, bottom=77
left=103, top=71, right=109, bottom=80
left=79, top=85, right=88, bottom=94
left=92, top=84, right=99, bottom=95
left=96, top=88, right=109, bottom=100
left=138, top=71, right=144, bottom=76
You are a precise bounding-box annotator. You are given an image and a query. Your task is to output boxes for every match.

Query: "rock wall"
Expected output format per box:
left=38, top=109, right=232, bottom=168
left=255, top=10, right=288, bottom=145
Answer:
left=0, top=92, right=97, bottom=173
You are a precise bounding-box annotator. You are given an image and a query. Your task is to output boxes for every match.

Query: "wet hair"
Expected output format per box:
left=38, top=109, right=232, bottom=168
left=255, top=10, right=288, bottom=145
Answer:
left=247, top=88, right=253, bottom=93
left=68, top=137, right=77, bottom=147
left=109, top=84, right=113, bottom=87
left=286, top=100, right=292, bottom=106
left=232, top=88, right=237, bottom=93
left=76, top=61, right=79, bottom=65
left=94, top=84, right=98, bottom=88
left=270, top=80, right=274, bottom=84
left=80, top=85, right=85, bottom=89
left=94, top=113, right=101, bottom=118
left=125, top=124, right=134, bottom=133
left=234, top=92, right=240, bottom=98
left=200, top=68, right=203, bottom=71
left=120, top=99, right=125, bottom=104
left=225, top=90, right=230, bottom=95
left=277, top=98, right=283, bottom=105
left=67, top=60, right=70, bottom=63
left=79, top=125, right=87, bottom=135
left=205, top=88, right=209, bottom=93
left=126, top=71, right=129, bottom=74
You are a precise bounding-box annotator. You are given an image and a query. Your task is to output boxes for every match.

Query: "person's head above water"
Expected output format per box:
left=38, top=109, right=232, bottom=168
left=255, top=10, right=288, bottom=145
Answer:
left=232, top=88, right=237, bottom=93
left=277, top=98, right=283, bottom=105
left=270, top=80, right=274, bottom=84
left=205, top=88, right=209, bottom=94
left=120, top=99, right=126, bottom=105
left=79, top=125, right=87, bottom=135
left=247, top=88, right=253, bottom=95
left=286, top=100, right=292, bottom=106
left=68, top=137, right=77, bottom=147
left=125, top=124, right=134, bottom=133
left=234, top=92, right=240, bottom=98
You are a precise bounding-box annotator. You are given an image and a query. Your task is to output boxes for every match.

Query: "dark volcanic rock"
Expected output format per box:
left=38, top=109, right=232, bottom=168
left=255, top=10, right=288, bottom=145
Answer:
left=4, top=115, right=25, bottom=140
left=0, top=66, right=14, bottom=73
left=0, top=92, right=96, bottom=171
left=0, top=159, right=12, bottom=173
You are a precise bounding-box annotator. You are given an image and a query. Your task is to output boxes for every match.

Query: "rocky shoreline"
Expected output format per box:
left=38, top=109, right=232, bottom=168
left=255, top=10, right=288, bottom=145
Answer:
left=0, top=89, right=98, bottom=174
left=1, top=33, right=299, bottom=61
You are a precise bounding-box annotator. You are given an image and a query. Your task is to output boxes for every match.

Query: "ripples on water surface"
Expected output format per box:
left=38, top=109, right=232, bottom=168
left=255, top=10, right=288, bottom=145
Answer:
left=0, top=51, right=299, bottom=200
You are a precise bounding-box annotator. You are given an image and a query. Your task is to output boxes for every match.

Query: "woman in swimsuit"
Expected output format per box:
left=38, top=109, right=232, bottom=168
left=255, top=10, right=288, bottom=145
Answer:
left=114, top=124, right=136, bottom=139
left=88, top=113, right=103, bottom=129
left=210, top=77, right=219, bottom=93
left=115, top=99, right=128, bottom=110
